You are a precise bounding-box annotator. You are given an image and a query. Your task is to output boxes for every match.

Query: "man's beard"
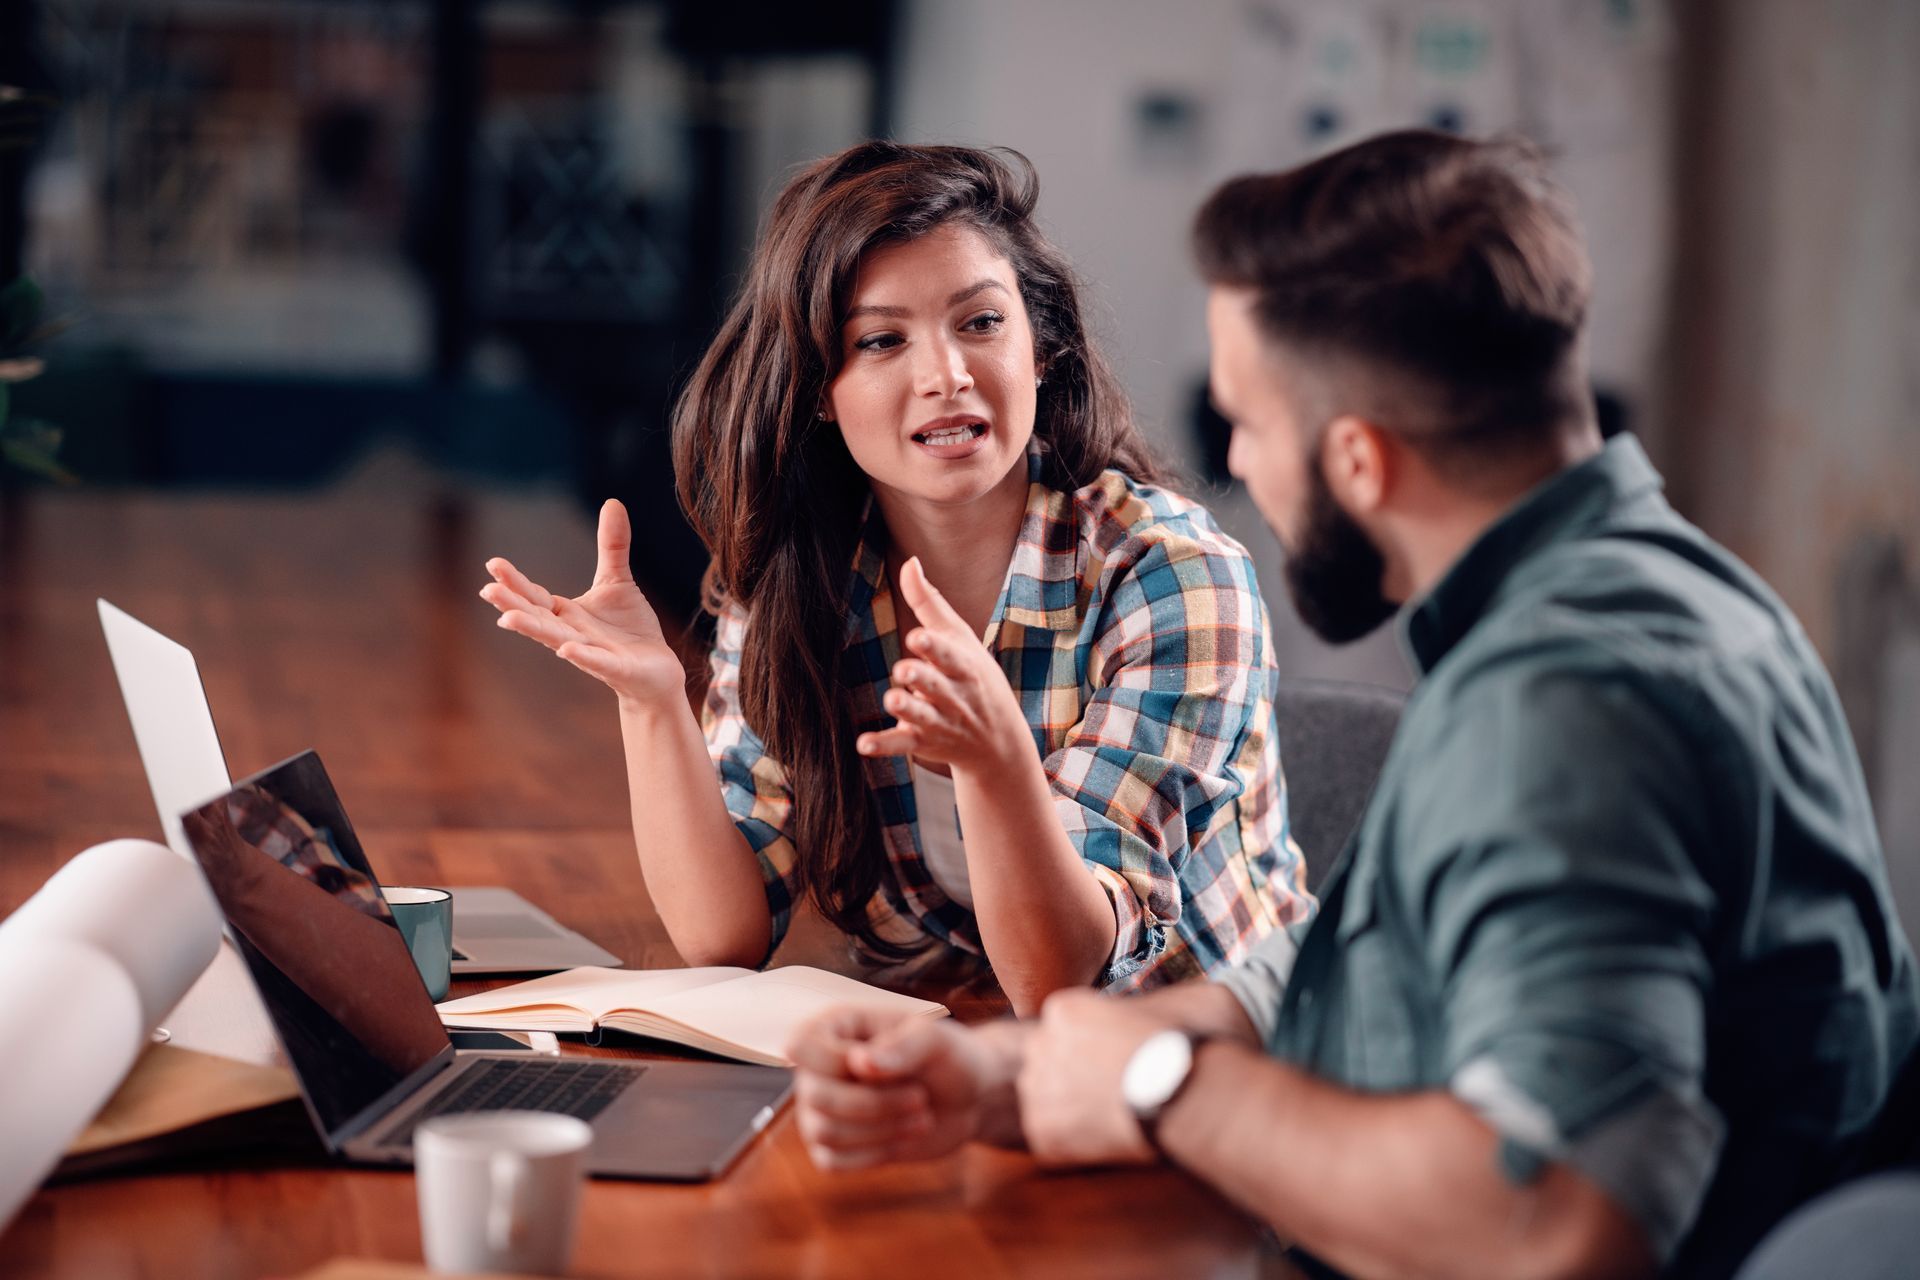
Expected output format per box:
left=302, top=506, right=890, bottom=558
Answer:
left=1280, top=461, right=1397, bottom=644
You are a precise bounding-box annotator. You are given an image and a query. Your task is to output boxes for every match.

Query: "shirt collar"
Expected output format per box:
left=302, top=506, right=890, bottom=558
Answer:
left=1399, top=434, right=1667, bottom=675
left=845, top=443, right=1085, bottom=647
left=997, top=445, right=1086, bottom=632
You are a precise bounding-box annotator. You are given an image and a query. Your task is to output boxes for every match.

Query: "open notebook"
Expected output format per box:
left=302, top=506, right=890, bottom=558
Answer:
left=434, top=965, right=949, bottom=1067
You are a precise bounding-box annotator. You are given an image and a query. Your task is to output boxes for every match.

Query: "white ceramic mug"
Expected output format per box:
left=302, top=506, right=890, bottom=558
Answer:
left=415, top=1111, right=592, bottom=1275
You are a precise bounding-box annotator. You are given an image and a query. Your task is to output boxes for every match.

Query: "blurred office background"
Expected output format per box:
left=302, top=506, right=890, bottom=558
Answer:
left=1, top=0, right=1915, bottom=905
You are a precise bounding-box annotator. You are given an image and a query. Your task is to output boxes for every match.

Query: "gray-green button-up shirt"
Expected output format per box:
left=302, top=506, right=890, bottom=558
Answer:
left=1218, top=436, right=1917, bottom=1278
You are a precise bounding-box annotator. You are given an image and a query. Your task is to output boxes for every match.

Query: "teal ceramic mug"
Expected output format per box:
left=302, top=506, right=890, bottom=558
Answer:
left=383, top=886, right=454, bottom=1002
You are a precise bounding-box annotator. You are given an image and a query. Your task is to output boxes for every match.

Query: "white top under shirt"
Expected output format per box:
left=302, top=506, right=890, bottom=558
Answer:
left=909, top=762, right=974, bottom=910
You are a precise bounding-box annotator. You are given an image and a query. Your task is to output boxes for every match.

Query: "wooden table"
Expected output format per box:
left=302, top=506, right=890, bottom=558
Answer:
left=0, top=473, right=1281, bottom=1279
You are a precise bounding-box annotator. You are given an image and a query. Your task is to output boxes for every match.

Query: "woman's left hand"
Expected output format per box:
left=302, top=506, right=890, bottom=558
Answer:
left=856, top=557, right=1031, bottom=775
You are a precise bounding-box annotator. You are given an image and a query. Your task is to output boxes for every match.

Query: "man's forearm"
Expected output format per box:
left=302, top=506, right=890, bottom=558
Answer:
left=1131, top=978, right=1264, bottom=1046
left=963, top=1018, right=1033, bottom=1148
left=981, top=981, right=1259, bottom=1148
left=1154, top=1043, right=1654, bottom=1280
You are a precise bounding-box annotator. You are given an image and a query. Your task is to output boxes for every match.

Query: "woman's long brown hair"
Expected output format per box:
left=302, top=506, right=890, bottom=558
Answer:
left=671, top=141, right=1162, bottom=959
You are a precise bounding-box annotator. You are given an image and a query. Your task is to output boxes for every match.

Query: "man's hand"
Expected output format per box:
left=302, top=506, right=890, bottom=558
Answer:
left=1018, top=989, right=1172, bottom=1166
left=787, top=1007, right=1022, bottom=1171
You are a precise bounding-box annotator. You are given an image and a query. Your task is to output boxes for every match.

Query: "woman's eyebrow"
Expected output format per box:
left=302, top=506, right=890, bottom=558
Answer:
left=946, top=279, right=1008, bottom=307
left=845, top=302, right=909, bottom=322
left=844, top=279, right=1010, bottom=324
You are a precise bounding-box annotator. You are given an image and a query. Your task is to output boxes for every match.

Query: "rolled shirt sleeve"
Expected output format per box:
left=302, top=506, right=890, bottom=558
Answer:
left=1042, top=532, right=1295, bottom=986
left=1213, top=922, right=1303, bottom=1044
left=700, top=600, right=802, bottom=961
left=1399, top=664, right=1727, bottom=1261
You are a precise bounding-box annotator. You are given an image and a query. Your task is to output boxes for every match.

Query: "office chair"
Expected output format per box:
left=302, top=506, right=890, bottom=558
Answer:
left=1733, top=990, right=1920, bottom=1278
left=1271, top=676, right=1406, bottom=895
left=1735, top=1166, right=1920, bottom=1280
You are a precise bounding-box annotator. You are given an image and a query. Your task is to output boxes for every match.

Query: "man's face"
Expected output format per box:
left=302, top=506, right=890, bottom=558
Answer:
left=1207, top=287, right=1396, bottom=644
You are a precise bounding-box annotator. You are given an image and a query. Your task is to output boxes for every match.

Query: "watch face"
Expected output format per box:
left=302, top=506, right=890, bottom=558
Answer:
left=1123, top=1029, right=1195, bottom=1116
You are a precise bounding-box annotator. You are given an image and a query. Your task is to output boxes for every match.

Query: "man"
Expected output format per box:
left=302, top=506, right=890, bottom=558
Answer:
left=784, top=131, right=1918, bottom=1280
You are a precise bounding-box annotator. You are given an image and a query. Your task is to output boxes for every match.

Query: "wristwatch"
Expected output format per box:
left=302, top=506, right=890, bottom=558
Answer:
left=1122, top=1029, right=1210, bottom=1146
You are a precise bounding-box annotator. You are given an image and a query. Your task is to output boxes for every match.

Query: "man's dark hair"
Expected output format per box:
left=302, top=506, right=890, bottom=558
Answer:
left=1194, top=130, right=1594, bottom=467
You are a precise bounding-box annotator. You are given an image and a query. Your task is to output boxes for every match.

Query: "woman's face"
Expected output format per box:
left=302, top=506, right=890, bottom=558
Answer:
left=825, top=222, right=1041, bottom=510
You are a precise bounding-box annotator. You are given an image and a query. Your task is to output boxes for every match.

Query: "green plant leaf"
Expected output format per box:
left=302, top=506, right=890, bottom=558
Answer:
left=1, top=438, right=77, bottom=483
left=1, top=418, right=75, bottom=484
left=5, top=415, right=61, bottom=449
left=2, top=412, right=65, bottom=449
left=0, top=277, right=44, bottom=348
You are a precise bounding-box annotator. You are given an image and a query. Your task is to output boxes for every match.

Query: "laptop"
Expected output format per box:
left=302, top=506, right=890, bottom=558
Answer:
left=98, top=598, right=622, bottom=974
left=181, top=749, right=791, bottom=1180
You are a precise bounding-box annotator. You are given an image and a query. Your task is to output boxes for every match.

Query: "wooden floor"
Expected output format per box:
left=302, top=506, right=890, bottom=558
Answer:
left=0, top=469, right=1282, bottom=1279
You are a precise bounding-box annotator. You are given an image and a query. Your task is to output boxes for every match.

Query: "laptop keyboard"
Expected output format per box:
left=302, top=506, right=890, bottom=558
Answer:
left=379, top=1057, right=646, bottom=1149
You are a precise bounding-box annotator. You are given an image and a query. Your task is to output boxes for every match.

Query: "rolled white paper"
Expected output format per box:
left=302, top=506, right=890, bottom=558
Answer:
left=0, top=838, right=223, bottom=1027
left=0, top=838, right=226, bottom=1234
left=0, top=935, right=145, bottom=1232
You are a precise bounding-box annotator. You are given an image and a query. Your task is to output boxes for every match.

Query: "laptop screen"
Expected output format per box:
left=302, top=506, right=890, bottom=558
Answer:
left=97, top=599, right=233, bottom=858
left=181, top=750, right=452, bottom=1142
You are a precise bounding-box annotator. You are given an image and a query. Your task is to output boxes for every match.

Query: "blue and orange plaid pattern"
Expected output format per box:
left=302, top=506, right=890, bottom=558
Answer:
left=701, top=452, right=1314, bottom=991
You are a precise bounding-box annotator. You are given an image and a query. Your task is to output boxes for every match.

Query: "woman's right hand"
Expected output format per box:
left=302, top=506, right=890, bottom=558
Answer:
left=480, top=499, right=688, bottom=707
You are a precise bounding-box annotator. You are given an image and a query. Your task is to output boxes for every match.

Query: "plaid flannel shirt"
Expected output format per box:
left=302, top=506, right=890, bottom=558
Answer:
left=701, top=454, right=1314, bottom=990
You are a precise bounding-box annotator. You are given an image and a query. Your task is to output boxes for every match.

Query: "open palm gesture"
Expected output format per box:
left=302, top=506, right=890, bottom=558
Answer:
left=480, top=499, right=686, bottom=705
left=855, top=556, right=1031, bottom=775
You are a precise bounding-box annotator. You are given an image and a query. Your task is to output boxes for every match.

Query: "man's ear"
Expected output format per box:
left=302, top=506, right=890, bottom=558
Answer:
left=1320, top=415, right=1392, bottom=515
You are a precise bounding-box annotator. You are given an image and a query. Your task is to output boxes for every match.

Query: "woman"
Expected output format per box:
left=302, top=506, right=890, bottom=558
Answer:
left=481, top=142, right=1310, bottom=1014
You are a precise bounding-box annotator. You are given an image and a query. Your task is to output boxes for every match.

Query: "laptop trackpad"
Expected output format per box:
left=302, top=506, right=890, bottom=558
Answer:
left=590, top=1061, right=792, bottom=1181
left=461, top=912, right=565, bottom=939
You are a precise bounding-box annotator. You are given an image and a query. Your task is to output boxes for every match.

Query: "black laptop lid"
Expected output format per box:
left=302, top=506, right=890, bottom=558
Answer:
left=181, top=749, right=453, bottom=1143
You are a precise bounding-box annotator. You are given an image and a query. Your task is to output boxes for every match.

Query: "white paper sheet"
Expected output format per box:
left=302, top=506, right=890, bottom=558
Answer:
left=156, top=941, right=286, bottom=1068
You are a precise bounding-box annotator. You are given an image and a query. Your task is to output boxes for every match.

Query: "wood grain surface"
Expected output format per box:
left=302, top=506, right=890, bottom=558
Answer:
left=0, top=475, right=1285, bottom=1280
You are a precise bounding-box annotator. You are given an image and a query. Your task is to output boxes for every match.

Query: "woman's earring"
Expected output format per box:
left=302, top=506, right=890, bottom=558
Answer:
left=817, top=408, right=831, bottom=422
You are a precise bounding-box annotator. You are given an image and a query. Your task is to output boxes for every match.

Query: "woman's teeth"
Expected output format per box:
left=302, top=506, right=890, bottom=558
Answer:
left=918, top=424, right=984, bottom=445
